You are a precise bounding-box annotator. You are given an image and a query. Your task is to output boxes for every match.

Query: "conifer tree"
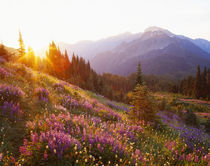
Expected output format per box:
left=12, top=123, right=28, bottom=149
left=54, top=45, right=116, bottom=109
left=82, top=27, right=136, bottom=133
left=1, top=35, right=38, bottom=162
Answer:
left=194, top=65, right=201, bottom=99
left=64, top=49, right=71, bottom=78
left=201, top=66, right=207, bottom=98
left=130, top=84, right=157, bottom=123
left=135, top=62, right=143, bottom=86
left=18, top=31, right=25, bottom=58
left=27, top=46, right=35, bottom=68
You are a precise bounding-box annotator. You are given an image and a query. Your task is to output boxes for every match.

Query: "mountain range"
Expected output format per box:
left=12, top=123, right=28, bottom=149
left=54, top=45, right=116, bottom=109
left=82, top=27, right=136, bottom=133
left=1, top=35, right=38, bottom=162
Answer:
left=58, top=27, right=210, bottom=78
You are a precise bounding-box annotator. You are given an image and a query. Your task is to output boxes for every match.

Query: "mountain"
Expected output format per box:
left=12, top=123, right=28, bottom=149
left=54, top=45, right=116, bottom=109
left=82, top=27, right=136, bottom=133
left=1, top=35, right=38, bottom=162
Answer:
left=192, top=39, right=210, bottom=54
left=58, top=32, right=141, bottom=60
left=91, top=27, right=210, bottom=78
left=178, top=35, right=210, bottom=54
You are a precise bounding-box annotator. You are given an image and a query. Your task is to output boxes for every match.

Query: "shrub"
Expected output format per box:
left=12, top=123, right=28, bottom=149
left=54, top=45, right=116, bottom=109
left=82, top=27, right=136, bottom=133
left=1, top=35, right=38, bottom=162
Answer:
left=184, top=109, right=200, bottom=127
left=0, top=84, right=24, bottom=104
left=204, top=118, right=210, bottom=133
left=158, top=98, right=167, bottom=111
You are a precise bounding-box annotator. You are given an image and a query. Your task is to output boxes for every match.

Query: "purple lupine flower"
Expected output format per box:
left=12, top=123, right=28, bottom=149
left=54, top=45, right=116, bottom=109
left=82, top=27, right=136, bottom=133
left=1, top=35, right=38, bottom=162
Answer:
left=0, top=84, right=24, bottom=103
left=61, top=95, right=79, bottom=110
left=0, top=101, right=22, bottom=119
left=35, top=88, right=49, bottom=103
left=54, top=83, right=65, bottom=92
left=107, top=101, right=130, bottom=112
left=83, top=101, right=93, bottom=110
left=158, top=111, right=210, bottom=151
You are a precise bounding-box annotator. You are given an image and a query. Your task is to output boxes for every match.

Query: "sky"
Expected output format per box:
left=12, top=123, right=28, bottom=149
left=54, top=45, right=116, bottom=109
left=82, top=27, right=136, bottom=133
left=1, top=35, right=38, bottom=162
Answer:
left=0, top=0, right=210, bottom=50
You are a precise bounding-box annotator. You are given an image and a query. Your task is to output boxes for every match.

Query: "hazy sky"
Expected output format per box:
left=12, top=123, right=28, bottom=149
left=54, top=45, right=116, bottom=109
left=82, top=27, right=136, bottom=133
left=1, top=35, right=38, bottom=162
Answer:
left=0, top=0, right=210, bottom=50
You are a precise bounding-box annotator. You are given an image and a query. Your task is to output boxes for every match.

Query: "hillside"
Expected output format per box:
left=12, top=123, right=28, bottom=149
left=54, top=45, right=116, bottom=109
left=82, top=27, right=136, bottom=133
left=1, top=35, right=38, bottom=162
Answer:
left=0, top=59, right=209, bottom=165
left=91, top=27, right=210, bottom=78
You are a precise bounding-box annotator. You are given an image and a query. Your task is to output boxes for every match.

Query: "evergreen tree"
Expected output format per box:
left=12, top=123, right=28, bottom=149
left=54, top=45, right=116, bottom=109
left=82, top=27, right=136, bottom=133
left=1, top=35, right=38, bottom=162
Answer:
left=18, top=31, right=25, bottom=58
left=64, top=49, right=71, bottom=79
left=207, top=69, right=210, bottom=99
left=201, top=66, right=207, bottom=98
left=26, top=46, right=35, bottom=68
left=194, top=65, right=201, bottom=99
left=135, top=62, right=143, bottom=86
left=130, top=84, right=157, bottom=123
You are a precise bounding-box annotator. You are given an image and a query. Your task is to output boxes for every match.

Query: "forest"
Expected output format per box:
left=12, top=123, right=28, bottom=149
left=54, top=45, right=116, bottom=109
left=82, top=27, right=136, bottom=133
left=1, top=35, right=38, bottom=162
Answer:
left=1, top=32, right=209, bottom=104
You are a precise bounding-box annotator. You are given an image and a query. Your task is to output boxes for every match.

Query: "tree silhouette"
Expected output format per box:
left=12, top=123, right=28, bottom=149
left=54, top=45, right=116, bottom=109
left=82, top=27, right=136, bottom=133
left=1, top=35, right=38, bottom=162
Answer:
left=18, top=31, right=25, bottom=58
left=194, top=65, right=201, bottom=99
left=135, top=62, right=143, bottom=86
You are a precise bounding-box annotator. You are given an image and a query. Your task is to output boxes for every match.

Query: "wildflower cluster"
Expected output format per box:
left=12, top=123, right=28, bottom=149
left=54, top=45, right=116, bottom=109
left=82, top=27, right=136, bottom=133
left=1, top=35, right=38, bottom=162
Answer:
left=35, top=88, right=49, bottom=103
left=19, top=112, right=145, bottom=165
left=61, top=95, right=79, bottom=110
left=0, top=84, right=24, bottom=104
left=0, top=101, right=23, bottom=119
left=107, top=101, right=130, bottom=112
left=0, top=66, right=10, bottom=78
left=53, top=82, right=65, bottom=93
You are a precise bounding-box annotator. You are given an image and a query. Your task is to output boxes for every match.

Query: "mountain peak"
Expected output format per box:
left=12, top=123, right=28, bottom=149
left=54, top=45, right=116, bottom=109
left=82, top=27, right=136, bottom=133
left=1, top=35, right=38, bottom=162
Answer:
left=144, top=26, right=174, bottom=37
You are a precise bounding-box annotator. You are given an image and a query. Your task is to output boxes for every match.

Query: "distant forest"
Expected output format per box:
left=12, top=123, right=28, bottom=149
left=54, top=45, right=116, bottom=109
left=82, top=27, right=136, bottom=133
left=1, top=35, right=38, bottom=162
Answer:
left=1, top=33, right=210, bottom=102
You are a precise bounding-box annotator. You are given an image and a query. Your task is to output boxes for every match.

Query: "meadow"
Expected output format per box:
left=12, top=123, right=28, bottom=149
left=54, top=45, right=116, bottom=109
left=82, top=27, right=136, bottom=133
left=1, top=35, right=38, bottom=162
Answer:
left=0, top=61, right=209, bottom=166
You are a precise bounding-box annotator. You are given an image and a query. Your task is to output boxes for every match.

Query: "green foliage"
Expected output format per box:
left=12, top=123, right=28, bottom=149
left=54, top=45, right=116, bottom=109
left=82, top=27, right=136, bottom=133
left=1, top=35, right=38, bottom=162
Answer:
left=205, top=118, right=210, bottom=133
left=130, top=84, right=158, bottom=123
left=184, top=109, right=200, bottom=127
left=180, top=65, right=210, bottom=100
left=169, top=98, right=209, bottom=113
left=158, top=98, right=167, bottom=111
left=135, top=62, right=143, bottom=86
left=18, top=31, right=26, bottom=58
left=194, top=65, right=202, bottom=99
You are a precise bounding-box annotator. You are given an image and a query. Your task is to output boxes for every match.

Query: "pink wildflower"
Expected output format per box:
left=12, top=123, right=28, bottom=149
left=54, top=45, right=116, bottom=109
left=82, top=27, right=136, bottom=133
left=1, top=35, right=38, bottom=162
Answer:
left=44, top=150, right=48, bottom=160
left=0, top=153, right=2, bottom=161
left=194, top=155, right=198, bottom=163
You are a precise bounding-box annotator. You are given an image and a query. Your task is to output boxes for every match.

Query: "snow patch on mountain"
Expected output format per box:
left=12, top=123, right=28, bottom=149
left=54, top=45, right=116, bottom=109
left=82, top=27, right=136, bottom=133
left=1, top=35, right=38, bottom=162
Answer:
left=144, top=26, right=175, bottom=37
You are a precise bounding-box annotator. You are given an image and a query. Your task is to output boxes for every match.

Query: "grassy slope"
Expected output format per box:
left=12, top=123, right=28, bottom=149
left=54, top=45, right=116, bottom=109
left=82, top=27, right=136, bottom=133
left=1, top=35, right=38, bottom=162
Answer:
left=0, top=62, right=209, bottom=165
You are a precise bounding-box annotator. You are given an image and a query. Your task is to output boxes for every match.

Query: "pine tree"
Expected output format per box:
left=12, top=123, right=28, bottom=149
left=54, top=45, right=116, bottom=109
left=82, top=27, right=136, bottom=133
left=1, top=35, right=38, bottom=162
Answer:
left=18, top=31, right=25, bottom=57
left=194, top=65, right=201, bottom=99
left=207, top=69, right=210, bottom=99
left=64, top=49, right=71, bottom=79
left=135, top=62, right=143, bottom=86
left=27, top=46, right=35, bottom=68
left=130, top=84, right=157, bottom=123
left=201, top=66, right=207, bottom=98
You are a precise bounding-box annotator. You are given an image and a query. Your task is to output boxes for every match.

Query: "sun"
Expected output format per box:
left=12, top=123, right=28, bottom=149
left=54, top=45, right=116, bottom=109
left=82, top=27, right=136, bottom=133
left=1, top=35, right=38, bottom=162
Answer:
left=23, top=38, right=48, bottom=59
left=34, top=50, right=46, bottom=59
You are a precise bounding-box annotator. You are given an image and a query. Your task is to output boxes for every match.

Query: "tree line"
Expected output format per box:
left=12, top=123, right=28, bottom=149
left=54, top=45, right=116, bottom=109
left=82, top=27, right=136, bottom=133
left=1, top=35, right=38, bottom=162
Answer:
left=0, top=32, right=209, bottom=102
left=180, top=65, right=210, bottom=99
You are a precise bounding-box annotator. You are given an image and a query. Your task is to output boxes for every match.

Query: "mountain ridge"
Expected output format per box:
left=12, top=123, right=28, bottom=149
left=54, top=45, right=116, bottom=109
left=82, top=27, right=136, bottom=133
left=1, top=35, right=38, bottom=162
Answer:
left=90, top=27, right=210, bottom=78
